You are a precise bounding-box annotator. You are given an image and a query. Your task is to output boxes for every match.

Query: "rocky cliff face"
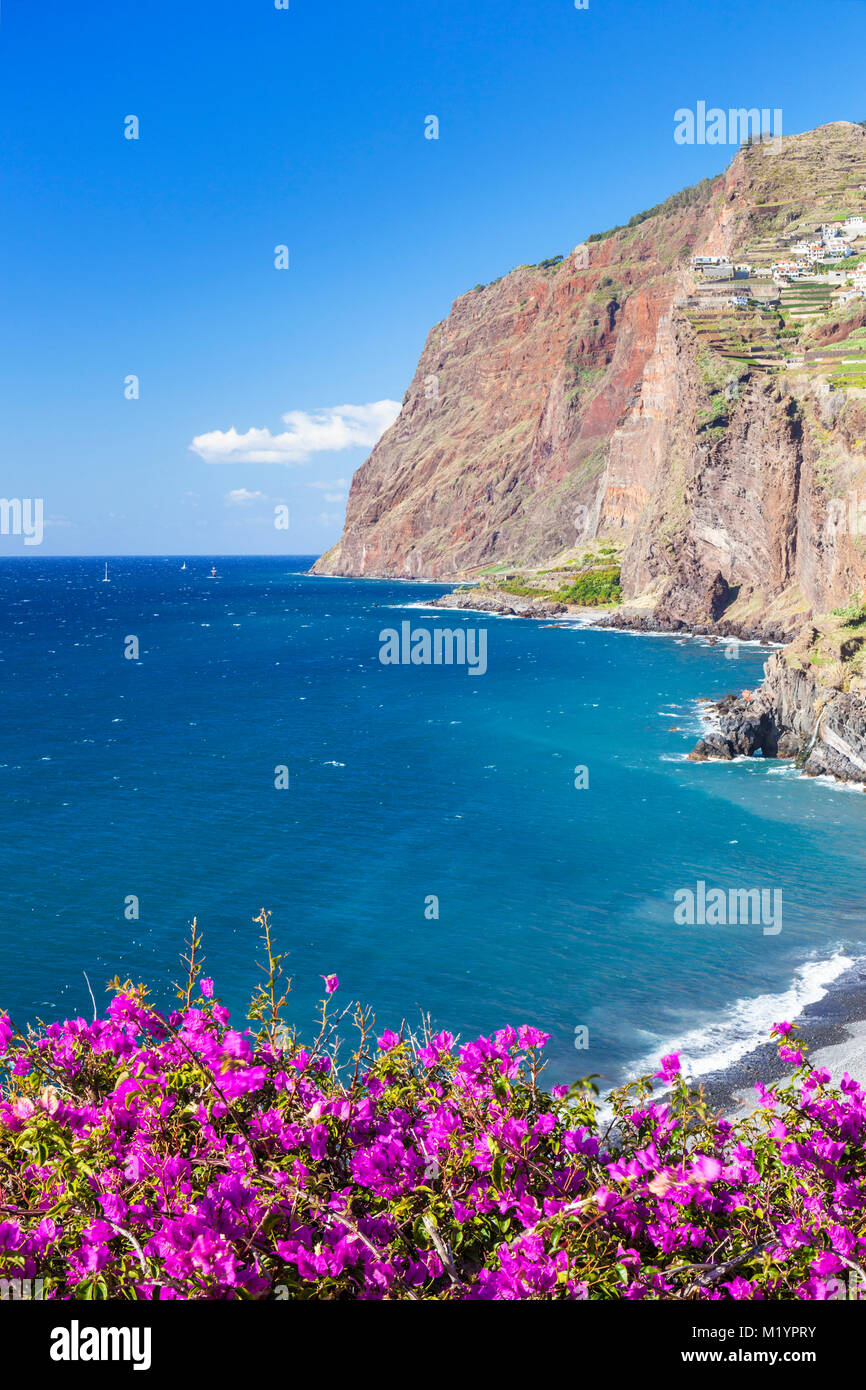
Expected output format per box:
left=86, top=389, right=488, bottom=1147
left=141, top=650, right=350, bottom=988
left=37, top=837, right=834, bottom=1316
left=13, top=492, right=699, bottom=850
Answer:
left=314, top=121, right=866, bottom=782
left=690, top=647, right=866, bottom=786
left=314, top=252, right=694, bottom=580
left=315, top=121, right=866, bottom=644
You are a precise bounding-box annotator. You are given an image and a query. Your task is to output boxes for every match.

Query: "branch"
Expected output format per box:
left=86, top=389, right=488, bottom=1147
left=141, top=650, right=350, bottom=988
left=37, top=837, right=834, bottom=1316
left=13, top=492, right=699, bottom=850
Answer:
left=422, top=1215, right=464, bottom=1289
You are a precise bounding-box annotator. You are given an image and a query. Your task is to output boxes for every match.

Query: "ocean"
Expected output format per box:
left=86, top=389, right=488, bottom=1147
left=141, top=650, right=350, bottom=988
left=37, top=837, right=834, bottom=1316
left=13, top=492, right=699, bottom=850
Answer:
left=1, top=555, right=864, bottom=1089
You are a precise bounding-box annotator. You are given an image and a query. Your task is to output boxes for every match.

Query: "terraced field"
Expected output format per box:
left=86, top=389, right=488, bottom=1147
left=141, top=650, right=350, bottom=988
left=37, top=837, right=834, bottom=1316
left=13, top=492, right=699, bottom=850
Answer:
left=780, top=283, right=836, bottom=320
left=819, top=326, right=866, bottom=387
left=680, top=302, right=787, bottom=372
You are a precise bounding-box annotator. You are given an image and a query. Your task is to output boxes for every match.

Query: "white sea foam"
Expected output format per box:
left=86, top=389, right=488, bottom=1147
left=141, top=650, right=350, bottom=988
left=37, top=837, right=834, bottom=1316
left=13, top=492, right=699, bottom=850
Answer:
left=627, top=949, right=856, bottom=1082
left=809, top=773, right=866, bottom=796
left=389, top=597, right=450, bottom=608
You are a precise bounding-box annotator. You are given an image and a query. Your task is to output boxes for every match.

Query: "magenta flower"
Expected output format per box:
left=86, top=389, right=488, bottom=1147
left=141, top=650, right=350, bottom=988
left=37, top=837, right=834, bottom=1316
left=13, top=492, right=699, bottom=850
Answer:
left=517, top=1026, right=550, bottom=1050
left=653, top=1053, right=681, bottom=1084
left=689, top=1155, right=722, bottom=1185
left=722, top=1276, right=756, bottom=1300
left=0, top=965, right=863, bottom=1303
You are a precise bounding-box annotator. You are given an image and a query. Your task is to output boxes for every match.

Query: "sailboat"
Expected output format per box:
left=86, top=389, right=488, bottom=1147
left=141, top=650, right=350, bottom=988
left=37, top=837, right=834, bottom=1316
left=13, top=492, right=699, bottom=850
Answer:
left=181, top=561, right=187, bottom=571
left=102, top=562, right=110, bottom=583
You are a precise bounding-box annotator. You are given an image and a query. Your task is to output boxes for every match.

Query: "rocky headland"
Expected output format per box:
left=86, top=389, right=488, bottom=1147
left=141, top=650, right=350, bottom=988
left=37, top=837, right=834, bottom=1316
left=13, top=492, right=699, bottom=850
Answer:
left=689, top=614, right=866, bottom=785
left=314, top=122, right=866, bottom=786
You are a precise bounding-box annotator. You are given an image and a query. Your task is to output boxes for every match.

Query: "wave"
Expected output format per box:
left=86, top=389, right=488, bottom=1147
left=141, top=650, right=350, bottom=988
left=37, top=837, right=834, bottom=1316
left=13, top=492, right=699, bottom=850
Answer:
left=807, top=773, right=866, bottom=796
left=388, top=601, right=484, bottom=614
left=387, top=603, right=527, bottom=620
left=626, top=949, right=857, bottom=1082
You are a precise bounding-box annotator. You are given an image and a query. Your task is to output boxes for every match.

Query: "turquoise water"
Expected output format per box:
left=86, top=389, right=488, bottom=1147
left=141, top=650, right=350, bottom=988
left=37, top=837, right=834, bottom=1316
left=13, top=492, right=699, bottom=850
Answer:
left=1, top=556, right=865, bottom=1087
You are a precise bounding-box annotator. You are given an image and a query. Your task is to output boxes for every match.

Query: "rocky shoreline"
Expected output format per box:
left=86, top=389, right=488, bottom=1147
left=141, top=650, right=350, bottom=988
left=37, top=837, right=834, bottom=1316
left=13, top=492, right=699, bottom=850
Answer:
left=591, top=608, right=795, bottom=646
left=430, top=584, right=796, bottom=642
left=428, top=584, right=866, bottom=790
left=429, top=588, right=569, bottom=620
left=699, top=956, right=866, bottom=1117
left=689, top=650, right=866, bottom=788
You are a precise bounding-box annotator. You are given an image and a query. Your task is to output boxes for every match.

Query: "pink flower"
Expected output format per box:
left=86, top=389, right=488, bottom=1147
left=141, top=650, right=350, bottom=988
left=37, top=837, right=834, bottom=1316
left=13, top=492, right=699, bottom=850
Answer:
left=321, top=975, right=339, bottom=996
left=653, top=1053, right=681, bottom=1084
left=722, top=1276, right=756, bottom=1300
left=689, top=1154, right=722, bottom=1185
left=378, top=1031, right=400, bottom=1051
left=200, top=978, right=214, bottom=999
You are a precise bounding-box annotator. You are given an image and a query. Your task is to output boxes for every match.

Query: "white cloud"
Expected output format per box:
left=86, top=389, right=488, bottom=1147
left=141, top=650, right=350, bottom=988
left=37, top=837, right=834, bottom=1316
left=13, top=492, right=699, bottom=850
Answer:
left=307, top=478, right=349, bottom=503
left=191, top=402, right=400, bottom=465
left=225, top=488, right=267, bottom=506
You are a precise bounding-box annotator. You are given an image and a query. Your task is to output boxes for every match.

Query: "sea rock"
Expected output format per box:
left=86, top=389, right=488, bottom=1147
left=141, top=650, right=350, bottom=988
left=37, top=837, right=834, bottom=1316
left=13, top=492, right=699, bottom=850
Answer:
left=688, top=651, right=866, bottom=787
left=430, top=589, right=566, bottom=619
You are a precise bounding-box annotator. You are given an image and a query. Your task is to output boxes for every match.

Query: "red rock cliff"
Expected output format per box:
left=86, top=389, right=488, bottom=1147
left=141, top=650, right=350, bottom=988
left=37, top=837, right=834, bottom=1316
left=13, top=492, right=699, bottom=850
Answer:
left=314, top=123, right=866, bottom=639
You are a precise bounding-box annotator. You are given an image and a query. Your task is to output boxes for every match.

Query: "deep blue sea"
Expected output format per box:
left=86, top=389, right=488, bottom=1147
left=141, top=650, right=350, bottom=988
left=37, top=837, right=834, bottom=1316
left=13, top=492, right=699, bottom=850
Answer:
left=1, top=556, right=865, bottom=1088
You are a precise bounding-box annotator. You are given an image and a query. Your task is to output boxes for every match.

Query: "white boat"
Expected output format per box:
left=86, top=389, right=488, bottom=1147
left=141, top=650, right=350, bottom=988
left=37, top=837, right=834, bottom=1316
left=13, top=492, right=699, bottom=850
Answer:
left=181, top=562, right=187, bottom=570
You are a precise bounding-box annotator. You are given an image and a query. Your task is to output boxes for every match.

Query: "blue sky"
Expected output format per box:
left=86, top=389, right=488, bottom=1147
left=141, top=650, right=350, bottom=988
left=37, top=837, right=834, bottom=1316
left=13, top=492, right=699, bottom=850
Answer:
left=2, top=0, right=866, bottom=555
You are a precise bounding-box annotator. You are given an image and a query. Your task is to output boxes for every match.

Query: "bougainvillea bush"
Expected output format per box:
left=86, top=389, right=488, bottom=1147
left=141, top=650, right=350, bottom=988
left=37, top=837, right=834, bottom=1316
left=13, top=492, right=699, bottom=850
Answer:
left=0, top=912, right=864, bottom=1300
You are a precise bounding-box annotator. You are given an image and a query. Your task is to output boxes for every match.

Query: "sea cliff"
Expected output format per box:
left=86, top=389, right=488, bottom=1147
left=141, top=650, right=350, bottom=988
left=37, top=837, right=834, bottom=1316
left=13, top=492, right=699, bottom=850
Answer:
left=314, top=121, right=866, bottom=784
